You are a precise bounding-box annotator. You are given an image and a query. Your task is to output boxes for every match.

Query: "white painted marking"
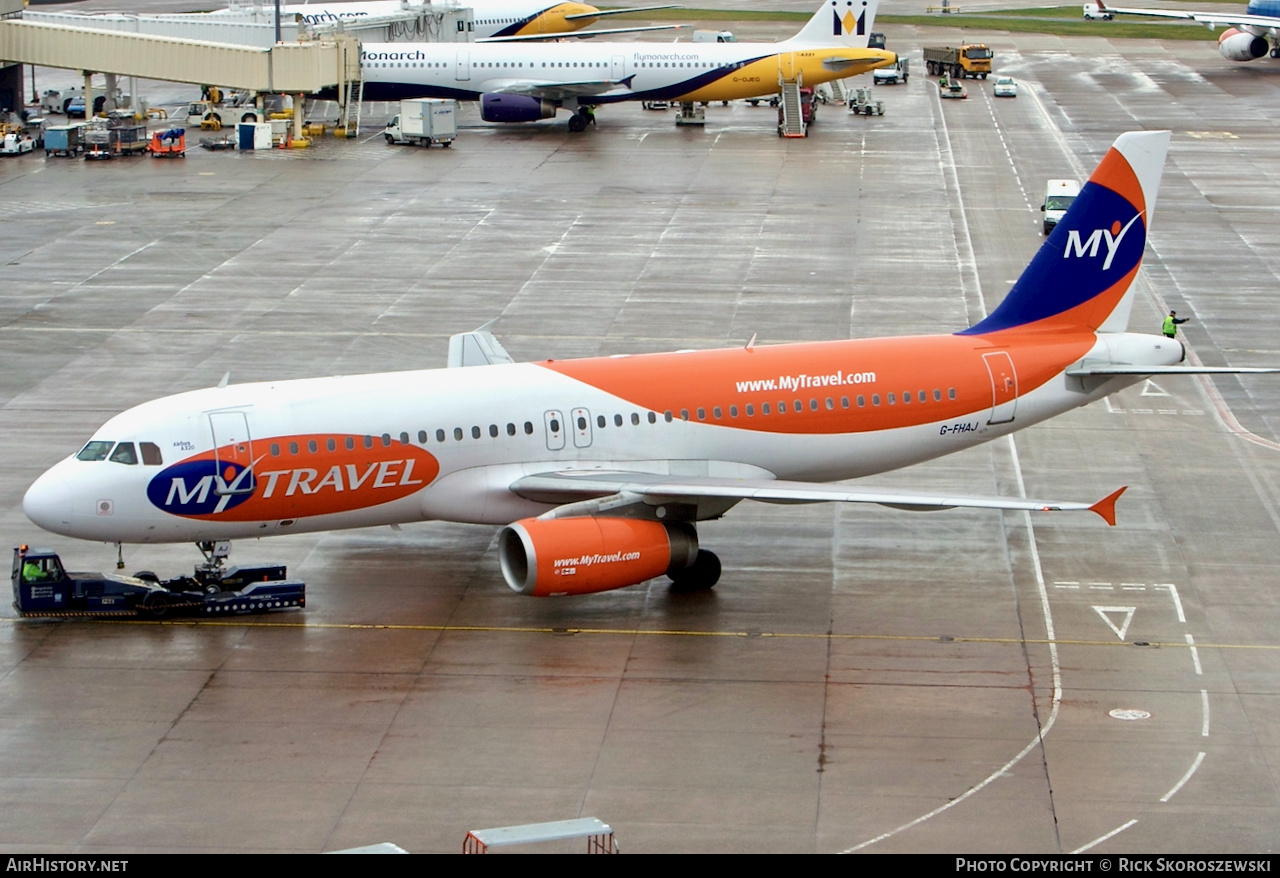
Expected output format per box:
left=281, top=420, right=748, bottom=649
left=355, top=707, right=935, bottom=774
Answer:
left=1093, top=606, right=1136, bottom=640
left=1161, top=752, right=1206, bottom=802
left=1155, top=583, right=1186, bottom=623
left=1201, top=689, right=1210, bottom=737
left=1104, top=397, right=1122, bottom=414
left=1140, top=379, right=1170, bottom=397
left=1071, top=819, right=1138, bottom=853
left=1109, top=709, right=1151, bottom=720
left=1186, top=633, right=1202, bottom=676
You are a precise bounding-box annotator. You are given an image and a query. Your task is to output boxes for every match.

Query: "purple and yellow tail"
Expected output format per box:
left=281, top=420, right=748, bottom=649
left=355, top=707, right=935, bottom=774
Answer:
left=962, top=130, right=1170, bottom=336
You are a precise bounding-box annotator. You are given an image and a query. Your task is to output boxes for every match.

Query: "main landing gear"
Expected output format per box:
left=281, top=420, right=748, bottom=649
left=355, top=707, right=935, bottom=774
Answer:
left=668, top=549, right=721, bottom=594
left=567, top=106, right=596, bottom=133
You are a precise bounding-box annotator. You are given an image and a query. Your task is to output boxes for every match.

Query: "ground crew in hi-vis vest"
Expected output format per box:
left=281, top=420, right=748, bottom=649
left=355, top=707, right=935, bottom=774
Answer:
left=1163, top=310, right=1189, bottom=338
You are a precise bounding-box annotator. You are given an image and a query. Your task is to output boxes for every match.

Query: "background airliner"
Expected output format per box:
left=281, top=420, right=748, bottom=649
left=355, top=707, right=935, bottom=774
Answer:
left=356, top=0, right=893, bottom=130
left=252, top=1, right=684, bottom=42
left=24, top=130, right=1279, bottom=597
left=1086, top=0, right=1280, bottom=61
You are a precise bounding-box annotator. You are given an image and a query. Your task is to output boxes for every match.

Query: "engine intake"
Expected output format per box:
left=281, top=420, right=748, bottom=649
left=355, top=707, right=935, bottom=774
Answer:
left=1219, top=29, right=1268, bottom=62
left=481, top=94, right=558, bottom=123
left=498, top=517, right=699, bottom=596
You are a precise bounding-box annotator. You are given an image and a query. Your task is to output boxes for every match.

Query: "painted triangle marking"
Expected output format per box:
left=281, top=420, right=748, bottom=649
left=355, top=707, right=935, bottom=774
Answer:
left=1093, top=606, right=1136, bottom=641
left=1140, top=379, right=1170, bottom=397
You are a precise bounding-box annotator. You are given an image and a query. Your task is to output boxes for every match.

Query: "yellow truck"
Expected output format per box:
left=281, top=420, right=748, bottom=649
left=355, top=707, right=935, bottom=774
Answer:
left=923, top=44, right=993, bottom=80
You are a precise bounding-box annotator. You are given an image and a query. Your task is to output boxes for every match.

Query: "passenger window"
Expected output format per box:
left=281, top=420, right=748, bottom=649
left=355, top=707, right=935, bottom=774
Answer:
left=489, top=425, right=499, bottom=438
left=631, top=413, right=639, bottom=426
left=454, top=428, right=464, bottom=441
left=290, top=442, right=300, bottom=454
left=778, top=401, right=787, bottom=413
left=825, top=398, right=834, bottom=410
left=307, top=439, right=318, bottom=453
left=714, top=407, right=722, bottom=419
left=346, top=437, right=355, bottom=450
left=549, top=418, right=560, bottom=432
left=614, top=414, right=623, bottom=427
left=418, top=431, right=428, bottom=444
left=400, top=432, right=410, bottom=445
left=109, top=443, right=138, bottom=465
left=664, top=411, right=673, bottom=423
left=647, top=412, right=657, bottom=424
left=729, top=406, right=738, bottom=418
left=902, top=393, right=911, bottom=405
left=507, top=423, right=516, bottom=436
left=745, top=404, right=754, bottom=417
left=76, top=441, right=113, bottom=462
left=698, top=408, right=706, bottom=420
left=140, top=443, right=163, bottom=465
left=762, top=403, right=770, bottom=415
left=524, top=422, right=534, bottom=435
left=471, top=426, right=481, bottom=439
left=382, top=434, right=392, bottom=447
left=364, top=435, right=374, bottom=449
left=270, top=443, right=280, bottom=457
left=888, top=393, right=896, bottom=405
left=680, top=409, right=689, bottom=421
left=949, top=388, right=957, bottom=400
left=597, top=415, right=606, bottom=429
left=437, top=429, right=446, bottom=442
left=328, top=438, right=338, bottom=451
left=809, top=399, right=818, bottom=412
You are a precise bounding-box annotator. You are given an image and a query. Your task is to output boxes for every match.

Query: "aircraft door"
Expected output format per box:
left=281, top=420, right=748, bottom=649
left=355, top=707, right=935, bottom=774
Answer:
left=208, top=411, right=256, bottom=495
left=982, top=352, right=1018, bottom=425
left=456, top=50, right=470, bottom=82
left=778, top=51, right=797, bottom=82
left=611, top=54, right=625, bottom=81
left=544, top=410, right=565, bottom=451
left=571, top=407, right=593, bottom=448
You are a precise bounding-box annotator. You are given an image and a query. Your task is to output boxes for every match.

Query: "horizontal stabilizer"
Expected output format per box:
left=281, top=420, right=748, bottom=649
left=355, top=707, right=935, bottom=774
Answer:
left=564, top=5, right=680, bottom=20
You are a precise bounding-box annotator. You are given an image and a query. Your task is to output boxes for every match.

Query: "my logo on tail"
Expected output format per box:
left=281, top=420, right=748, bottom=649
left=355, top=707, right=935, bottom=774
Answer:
left=1064, top=212, right=1145, bottom=271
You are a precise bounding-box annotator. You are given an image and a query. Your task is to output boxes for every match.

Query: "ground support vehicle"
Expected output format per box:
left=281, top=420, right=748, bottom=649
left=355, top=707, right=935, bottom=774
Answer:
left=12, top=545, right=306, bottom=619
left=873, top=58, right=909, bottom=85
left=384, top=99, right=457, bottom=147
left=149, top=128, right=186, bottom=157
left=777, top=86, right=816, bottom=134
left=924, top=44, right=993, bottom=79
left=849, top=87, right=885, bottom=115
left=109, top=124, right=149, bottom=156
left=84, top=127, right=112, bottom=160
left=43, top=124, right=82, bottom=157
left=939, top=77, right=968, bottom=99
left=0, top=132, right=34, bottom=155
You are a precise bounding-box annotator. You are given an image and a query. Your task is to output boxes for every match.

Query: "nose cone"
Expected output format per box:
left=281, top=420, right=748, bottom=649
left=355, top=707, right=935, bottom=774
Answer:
left=24, top=461, right=76, bottom=537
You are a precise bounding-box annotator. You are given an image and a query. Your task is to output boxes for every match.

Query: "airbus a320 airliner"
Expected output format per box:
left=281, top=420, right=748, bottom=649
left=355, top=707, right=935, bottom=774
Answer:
left=23, top=131, right=1278, bottom=597
left=355, top=0, right=894, bottom=130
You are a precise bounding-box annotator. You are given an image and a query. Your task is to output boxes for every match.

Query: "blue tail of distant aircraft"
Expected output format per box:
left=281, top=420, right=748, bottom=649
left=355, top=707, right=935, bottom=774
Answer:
left=961, top=130, right=1170, bottom=336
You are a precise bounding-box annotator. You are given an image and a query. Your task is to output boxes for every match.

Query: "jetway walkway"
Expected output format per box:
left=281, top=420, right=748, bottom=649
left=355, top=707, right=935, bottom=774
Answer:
left=0, top=19, right=359, bottom=94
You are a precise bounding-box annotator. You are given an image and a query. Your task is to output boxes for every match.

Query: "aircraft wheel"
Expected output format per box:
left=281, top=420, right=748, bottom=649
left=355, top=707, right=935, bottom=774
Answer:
left=568, top=114, right=587, bottom=133
left=669, top=550, right=721, bottom=594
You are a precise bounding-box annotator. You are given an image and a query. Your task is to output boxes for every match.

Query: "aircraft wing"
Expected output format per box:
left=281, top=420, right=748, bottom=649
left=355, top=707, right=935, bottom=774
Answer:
left=510, top=471, right=1126, bottom=525
left=447, top=320, right=514, bottom=368
left=488, top=77, right=634, bottom=100
left=1087, top=2, right=1280, bottom=29
left=1066, top=365, right=1280, bottom=375
left=477, top=24, right=685, bottom=42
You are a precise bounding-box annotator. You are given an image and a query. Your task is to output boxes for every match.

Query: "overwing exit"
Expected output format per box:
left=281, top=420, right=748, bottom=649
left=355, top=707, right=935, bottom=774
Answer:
left=24, top=131, right=1280, bottom=597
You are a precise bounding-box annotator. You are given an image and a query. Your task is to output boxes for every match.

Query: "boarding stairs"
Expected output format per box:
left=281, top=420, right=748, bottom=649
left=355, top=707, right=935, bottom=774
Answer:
left=827, top=78, right=848, bottom=105
left=340, top=76, right=362, bottom=137
left=778, top=77, right=805, bottom=138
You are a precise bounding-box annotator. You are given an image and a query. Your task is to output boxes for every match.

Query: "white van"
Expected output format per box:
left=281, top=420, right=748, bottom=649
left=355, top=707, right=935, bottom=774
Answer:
left=1041, top=179, right=1080, bottom=235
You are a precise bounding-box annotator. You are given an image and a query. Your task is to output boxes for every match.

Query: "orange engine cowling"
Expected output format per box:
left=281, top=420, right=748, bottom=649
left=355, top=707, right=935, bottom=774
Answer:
left=498, top=517, right=698, bottom=596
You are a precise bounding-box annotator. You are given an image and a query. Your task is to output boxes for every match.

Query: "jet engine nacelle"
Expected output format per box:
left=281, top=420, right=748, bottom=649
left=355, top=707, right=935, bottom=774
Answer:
left=498, top=517, right=699, bottom=596
left=1219, top=29, right=1268, bottom=61
left=481, top=94, right=558, bottom=123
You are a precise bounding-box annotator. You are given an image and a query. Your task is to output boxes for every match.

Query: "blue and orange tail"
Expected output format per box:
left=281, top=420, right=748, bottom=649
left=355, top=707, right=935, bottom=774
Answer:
left=961, top=130, right=1170, bottom=336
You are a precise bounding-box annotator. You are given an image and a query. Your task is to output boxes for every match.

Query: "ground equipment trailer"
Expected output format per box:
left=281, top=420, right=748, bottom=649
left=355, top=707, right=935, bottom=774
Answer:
left=923, top=44, right=993, bottom=79
left=12, top=546, right=305, bottom=619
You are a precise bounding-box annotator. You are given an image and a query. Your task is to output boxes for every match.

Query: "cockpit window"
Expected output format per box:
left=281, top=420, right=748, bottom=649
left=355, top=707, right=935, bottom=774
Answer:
left=76, top=441, right=113, bottom=461
left=140, top=442, right=163, bottom=466
left=109, top=443, right=138, bottom=465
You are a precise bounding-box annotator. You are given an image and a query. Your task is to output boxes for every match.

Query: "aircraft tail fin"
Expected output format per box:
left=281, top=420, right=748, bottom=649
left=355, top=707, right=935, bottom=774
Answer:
left=961, top=130, right=1170, bottom=337
left=788, top=0, right=879, bottom=46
